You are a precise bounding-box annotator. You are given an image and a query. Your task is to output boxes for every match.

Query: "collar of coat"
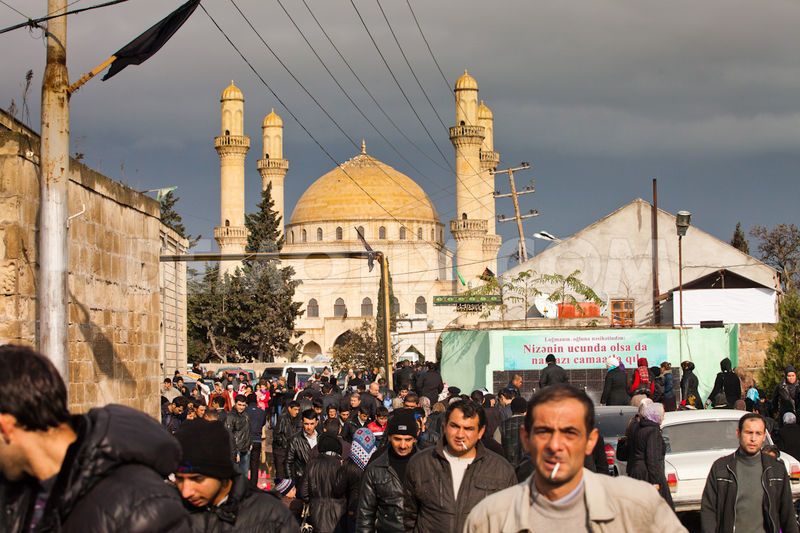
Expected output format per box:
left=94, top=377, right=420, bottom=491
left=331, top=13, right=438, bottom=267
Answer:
left=498, top=470, right=616, bottom=531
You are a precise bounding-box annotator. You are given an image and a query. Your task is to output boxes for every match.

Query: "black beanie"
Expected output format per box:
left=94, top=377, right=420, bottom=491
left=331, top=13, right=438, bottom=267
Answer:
left=545, top=354, right=556, bottom=363
left=387, top=410, right=419, bottom=438
left=787, top=365, right=796, bottom=375
left=318, top=434, right=342, bottom=455
left=511, top=397, right=527, bottom=414
left=175, top=420, right=237, bottom=479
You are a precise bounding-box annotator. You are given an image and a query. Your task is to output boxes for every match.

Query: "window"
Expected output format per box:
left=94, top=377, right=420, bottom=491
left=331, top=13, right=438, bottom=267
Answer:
left=336, top=227, right=343, bottom=240
left=415, top=296, right=427, bottom=314
left=391, top=296, right=400, bottom=315
left=225, top=219, right=230, bottom=227
left=361, top=297, right=373, bottom=316
left=289, top=231, right=294, bottom=244
left=356, top=226, right=365, bottom=239
left=417, top=228, right=423, bottom=240
left=610, top=299, right=634, bottom=327
left=399, top=227, right=406, bottom=240
left=317, top=228, right=323, bottom=241
left=334, top=298, right=347, bottom=317
left=302, top=229, right=307, bottom=243
left=307, top=299, right=319, bottom=318
left=431, top=228, right=435, bottom=241
left=379, top=226, right=386, bottom=239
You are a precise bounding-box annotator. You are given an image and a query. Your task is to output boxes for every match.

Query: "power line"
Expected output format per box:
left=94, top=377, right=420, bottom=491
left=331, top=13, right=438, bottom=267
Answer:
left=0, top=0, right=129, bottom=36
left=347, top=0, right=453, bottom=172
left=374, top=0, right=448, bottom=132
left=0, top=0, right=28, bottom=19
left=405, top=0, right=450, bottom=90
left=298, top=0, right=450, bottom=174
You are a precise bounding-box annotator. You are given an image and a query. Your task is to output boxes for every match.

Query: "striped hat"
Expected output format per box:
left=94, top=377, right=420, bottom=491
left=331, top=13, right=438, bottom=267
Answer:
left=350, top=428, right=377, bottom=470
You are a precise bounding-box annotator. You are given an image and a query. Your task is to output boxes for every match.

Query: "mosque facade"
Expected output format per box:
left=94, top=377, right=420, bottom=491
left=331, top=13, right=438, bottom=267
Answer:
left=213, top=71, right=501, bottom=361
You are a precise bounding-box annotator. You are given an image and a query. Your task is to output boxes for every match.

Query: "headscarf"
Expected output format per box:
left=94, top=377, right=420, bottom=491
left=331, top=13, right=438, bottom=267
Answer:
left=639, top=400, right=664, bottom=425
left=350, top=428, right=377, bottom=470
left=636, top=358, right=650, bottom=386
left=784, top=412, right=797, bottom=425
left=606, top=355, right=620, bottom=370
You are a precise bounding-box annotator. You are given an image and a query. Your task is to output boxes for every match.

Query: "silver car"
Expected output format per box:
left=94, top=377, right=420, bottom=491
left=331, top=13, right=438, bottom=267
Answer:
left=661, top=409, right=800, bottom=512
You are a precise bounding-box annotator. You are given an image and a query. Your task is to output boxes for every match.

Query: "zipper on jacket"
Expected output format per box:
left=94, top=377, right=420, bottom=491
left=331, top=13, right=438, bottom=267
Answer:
left=761, top=464, right=777, bottom=533
left=726, top=463, right=738, bottom=532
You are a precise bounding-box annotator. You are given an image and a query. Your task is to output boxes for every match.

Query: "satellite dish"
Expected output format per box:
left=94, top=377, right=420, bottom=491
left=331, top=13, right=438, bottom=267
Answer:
left=598, top=291, right=610, bottom=316
left=534, top=294, right=558, bottom=318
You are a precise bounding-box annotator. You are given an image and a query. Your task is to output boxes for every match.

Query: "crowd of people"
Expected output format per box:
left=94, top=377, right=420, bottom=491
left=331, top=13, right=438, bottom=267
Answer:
left=4, top=344, right=800, bottom=532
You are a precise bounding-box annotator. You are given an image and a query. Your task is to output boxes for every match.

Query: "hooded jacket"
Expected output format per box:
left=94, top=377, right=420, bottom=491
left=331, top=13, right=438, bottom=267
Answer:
left=601, top=365, right=630, bottom=406
left=0, top=404, right=189, bottom=532
left=772, top=366, right=799, bottom=420
left=680, top=362, right=703, bottom=409
left=707, top=358, right=742, bottom=408
left=629, top=358, right=655, bottom=397
left=298, top=452, right=347, bottom=533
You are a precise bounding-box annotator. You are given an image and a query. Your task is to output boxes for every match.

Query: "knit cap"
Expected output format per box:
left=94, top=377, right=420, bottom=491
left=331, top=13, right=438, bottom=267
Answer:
left=387, top=409, right=419, bottom=438
left=175, top=420, right=237, bottom=479
left=318, top=434, right=342, bottom=455
left=350, top=428, right=377, bottom=470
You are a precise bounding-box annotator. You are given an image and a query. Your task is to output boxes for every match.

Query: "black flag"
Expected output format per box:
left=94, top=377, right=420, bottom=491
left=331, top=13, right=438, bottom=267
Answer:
left=355, top=226, right=375, bottom=272
left=103, top=0, right=201, bottom=81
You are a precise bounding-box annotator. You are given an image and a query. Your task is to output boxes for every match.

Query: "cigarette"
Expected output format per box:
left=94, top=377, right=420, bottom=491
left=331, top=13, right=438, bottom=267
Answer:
left=550, top=462, right=560, bottom=480
left=461, top=442, right=467, bottom=450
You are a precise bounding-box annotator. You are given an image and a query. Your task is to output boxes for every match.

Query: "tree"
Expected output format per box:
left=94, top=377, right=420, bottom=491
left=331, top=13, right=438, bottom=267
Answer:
left=330, top=321, right=383, bottom=372
left=503, top=270, right=544, bottom=325
left=750, top=224, right=800, bottom=292
left=160, top=190, right=200, bottom=247
left=730, top=222, right=750, bottom=255
left=187, top=265, right=229, bottom=362
left=759, top=292, right=800, bottom=393
left=246, top=182, right=283, bottom=253
left=538, top=269, right=603, bottom=317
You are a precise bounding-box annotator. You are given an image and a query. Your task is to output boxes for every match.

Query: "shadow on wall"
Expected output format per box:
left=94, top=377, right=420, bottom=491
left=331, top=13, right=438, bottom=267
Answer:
left=71, top=295, right=133, bottom=382
left=441, top=330, right=490, bottom=393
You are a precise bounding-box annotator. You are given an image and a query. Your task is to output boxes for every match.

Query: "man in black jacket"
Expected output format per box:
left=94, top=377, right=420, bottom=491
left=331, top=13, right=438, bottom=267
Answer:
left=273, top=400, right=301, bottom=478
left=286, top=409, right=320, bottom=484
left=403, top=400, right=516, bottom=532
left=357, top=410, right=419, bottom=533
left=539, top=354, right=568, bottom=389
left=225, top=394, right=251, bottom=497
left=701, top=412, right=798, bottom=533
left=0, top=345, right=189, bottom=532
left=417, top=362, right=444, bottom=406
left=174, top=420, right=296, bottom=532
left=499, top=397, right=527, bottom=467
left=244, top=396, right=267, bottom=488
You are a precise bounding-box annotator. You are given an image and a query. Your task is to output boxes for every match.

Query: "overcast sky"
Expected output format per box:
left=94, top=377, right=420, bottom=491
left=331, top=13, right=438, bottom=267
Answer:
left=2, top=0, right=799, bottom=272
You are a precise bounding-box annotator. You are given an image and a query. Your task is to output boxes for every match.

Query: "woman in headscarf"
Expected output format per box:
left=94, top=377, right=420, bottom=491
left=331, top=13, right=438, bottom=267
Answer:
left=335, top=428, right=376, bottom=533
left=660, top=362, right=677, bottom=412
left=680, top=361, right=703, bottom=409
left=707, top=357, right=742, bottom=409
left=627, top=401, right=674, bottom=508
left=600, top=355, right=630, bottom=406
left=628, top=357, right=654, bottom=398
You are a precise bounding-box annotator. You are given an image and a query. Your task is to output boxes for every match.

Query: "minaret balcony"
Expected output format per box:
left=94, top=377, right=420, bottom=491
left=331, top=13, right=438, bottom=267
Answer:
left=214, top=225, right=248, bottom=244
left=480, top=151, right=500, bottom=168
left=449, top=124, right=485, bottom=141
left=482, top=234, right=502, bottom=252
left=257, top=158, right=289, bottom=172
left=214, top=135, right=251, bottom=149
left=450, top=218, right=487, bottom=240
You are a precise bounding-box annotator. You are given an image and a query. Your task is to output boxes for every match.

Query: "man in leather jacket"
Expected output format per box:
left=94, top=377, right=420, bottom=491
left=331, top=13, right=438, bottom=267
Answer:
left=225, top=394, right=251, bottom=497
left=357, top=410, right=419, bottom=532
left=273, top=400, right=301, bottom=478
left=0, top=345, right=189, bottom=532
left=286, top=409, right=320, bottom=484
left=174, top=420, right=296, bottom=532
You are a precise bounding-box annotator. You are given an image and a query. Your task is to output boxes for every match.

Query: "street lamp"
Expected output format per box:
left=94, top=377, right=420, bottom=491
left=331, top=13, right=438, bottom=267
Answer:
left=675, top=211, right=691, bottom=328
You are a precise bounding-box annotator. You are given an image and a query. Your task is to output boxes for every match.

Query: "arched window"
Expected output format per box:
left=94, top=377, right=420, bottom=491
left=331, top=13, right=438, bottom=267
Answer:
left=225, top=129, right=231, bottom=136
left=356, top=226, right=365, bottom=239
left=440, top=229, right=444, bottom=242
left=336, top=227, right=343, bottom=240
left=334, top=298, right=347, bottom=317
left=390, top=296, right=400, bottom=315
left=361, top=297, right=373, bottom=316
left=317, top=227, right=323, bottom=241
left=415, top=296, right=427, bottom=314
left=431, top=228, right=435, bottom=241
left=307, top=299, right=319, bottom=318
left=462, top=213, right=467, bottom=220
left=379, top=226, right=386, bottom=239
left=225, top=219, right=230, bottom=227
left=302, top=229, right=307, bottom=243
left=417, top=227, right=423, bottom=240
left=399, top=227, right=406, bottom=240
left=289, top=231, right=294, bottom=244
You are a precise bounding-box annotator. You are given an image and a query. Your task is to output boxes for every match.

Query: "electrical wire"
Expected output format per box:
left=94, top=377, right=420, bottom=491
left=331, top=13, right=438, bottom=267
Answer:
left=0, top=0, right=130, bottom=36
left=0, top=0, right=28, bottom=19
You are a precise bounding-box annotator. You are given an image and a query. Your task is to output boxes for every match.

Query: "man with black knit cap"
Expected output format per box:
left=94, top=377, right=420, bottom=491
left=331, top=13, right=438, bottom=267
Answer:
left=539, top=354, right=568, bottom=389
left=357, top=410, right=419, bottom=533
left=174, top=420, right=296, bottom=532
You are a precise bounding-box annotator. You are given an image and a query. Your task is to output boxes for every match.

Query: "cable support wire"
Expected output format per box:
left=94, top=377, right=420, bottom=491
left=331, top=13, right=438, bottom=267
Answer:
left=200, top=3, right=454, bottom=260
left=0, top=0, right=129, bottom=35
left=231, top=0, right=452, bottom=230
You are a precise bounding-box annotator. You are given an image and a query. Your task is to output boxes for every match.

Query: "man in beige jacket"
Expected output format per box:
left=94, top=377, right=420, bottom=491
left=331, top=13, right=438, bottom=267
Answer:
left=464, top=384, right=686, bottom=533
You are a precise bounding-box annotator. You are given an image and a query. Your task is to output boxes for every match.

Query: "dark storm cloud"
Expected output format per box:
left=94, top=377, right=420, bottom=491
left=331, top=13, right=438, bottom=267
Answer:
left=1, top=0, right=798, bottom=260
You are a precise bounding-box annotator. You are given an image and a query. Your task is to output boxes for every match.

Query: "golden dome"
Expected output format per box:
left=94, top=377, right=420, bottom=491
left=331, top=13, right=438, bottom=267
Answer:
left=478, top=100, right=493, bottom=120
left=221, top=80, right=243, bottom=101
left=455, top=69, right=478, bottom=91
left=289, top=146, right=439, bottom=225
left=262, top=108, right=283, bottom=128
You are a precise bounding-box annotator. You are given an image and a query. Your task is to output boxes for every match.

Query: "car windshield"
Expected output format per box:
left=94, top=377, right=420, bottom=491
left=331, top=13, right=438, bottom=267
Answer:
left=663, top=420, right=744, bottom=454
left=262, top=368, right=283, bottom=378
left=596, top=411, right=635, bottom=439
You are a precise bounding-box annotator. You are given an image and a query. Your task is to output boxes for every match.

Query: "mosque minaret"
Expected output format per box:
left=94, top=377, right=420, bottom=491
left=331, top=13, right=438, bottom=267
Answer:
left=449, top=70, right=501, bottom=291
left=257, top=109, right=289, bottom=229
left=214, top=81, right=250, bottom=277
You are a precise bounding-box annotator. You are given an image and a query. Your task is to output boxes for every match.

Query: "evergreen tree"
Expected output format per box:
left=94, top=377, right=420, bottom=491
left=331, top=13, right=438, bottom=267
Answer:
left=187, top=265, right=230, bottom=362
left=160, top=191, right=187, bottom=238
left=730, top=222, right=750, bottom=254
left=759, top=292, right=800, bottom=393
left=246, top=182, right=283, bottom=253
left=376, top=256, right=397, bottom=366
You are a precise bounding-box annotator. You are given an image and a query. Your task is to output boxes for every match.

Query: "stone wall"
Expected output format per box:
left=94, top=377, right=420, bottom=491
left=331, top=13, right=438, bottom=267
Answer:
left=160, top=227, right=188, bottom=376
left=0, top=111, right=172, bottom=417
left=737, top=322, right=777, bottom=384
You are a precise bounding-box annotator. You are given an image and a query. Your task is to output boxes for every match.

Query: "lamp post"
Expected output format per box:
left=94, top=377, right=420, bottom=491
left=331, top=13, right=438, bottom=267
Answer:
left=675, top=211, right=692, bottom=328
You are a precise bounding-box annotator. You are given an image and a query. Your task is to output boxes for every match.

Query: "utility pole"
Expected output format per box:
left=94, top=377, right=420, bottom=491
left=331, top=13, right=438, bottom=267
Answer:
left=495, top=163, right=538, bottom=262
left=39, top=0, right=70, bottom=380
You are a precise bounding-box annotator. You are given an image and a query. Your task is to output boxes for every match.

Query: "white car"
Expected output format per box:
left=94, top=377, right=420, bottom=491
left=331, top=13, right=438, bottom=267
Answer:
left=662, top=409, right=800, bottom=512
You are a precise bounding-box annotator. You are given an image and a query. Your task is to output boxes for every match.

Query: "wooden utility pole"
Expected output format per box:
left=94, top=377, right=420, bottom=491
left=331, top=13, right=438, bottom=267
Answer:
left=381, top=253, right=393, bottom=390
left=39, top=0, right=70, bottom=380
left=495, top=163, right=538, bottom=262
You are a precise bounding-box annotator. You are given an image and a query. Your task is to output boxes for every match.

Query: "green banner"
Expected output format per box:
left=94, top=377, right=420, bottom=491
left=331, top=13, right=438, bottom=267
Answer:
left=503, top=330, right=668, bottom=370
left=433, top=294, right=502, bottom=306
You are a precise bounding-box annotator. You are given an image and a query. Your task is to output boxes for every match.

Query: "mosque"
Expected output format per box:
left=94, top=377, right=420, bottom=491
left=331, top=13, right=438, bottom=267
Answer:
left=212, top=71, right=501, bottom=362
